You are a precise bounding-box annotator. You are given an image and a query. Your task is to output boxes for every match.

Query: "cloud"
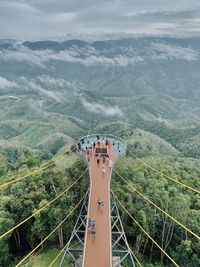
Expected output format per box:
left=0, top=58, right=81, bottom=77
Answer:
left=151, top=42, right=199, bottom=61
left=1, top=1, right=37, bottom=13
left=82, top=99, right=123, bottom=116
left=0, top=44, right=144, bottom=67
left=0, top=47, right=47, bottom=68
left=1, top=40, right=199, bottom=70
left=0, top=76, right=16, bottom=89
left=45, top=50, right=143, bottom=66
left=27, top=98, right=45, bottom=112
left=19, top=77, right=63, bottom=101
left=1, top=0, right=200, bottom=39
left=37, top=75, right=70, bottom=87
left=52, top=12, right=76, bottom=23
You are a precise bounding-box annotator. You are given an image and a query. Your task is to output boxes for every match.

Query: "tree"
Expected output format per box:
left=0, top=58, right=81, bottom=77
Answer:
left=0, top=211, right=14, bottom=266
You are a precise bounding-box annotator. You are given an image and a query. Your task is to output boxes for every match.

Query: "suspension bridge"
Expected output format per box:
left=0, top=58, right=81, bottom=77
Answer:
left=0, top=134, right=199, bottom=267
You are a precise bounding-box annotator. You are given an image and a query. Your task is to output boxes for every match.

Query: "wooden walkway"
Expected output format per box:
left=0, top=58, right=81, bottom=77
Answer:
left=82, top=141, right=118, bottom=267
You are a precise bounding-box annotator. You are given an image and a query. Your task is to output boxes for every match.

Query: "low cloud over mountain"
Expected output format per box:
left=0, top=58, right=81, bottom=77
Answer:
left=0, top=38, right=199, bottom=70
left=1, top=36, right=200, bottom=158
left=0, top=76, right=16, bottom=89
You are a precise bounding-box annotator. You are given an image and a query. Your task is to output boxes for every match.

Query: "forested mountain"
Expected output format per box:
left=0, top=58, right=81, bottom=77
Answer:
left=1, top=37, right=200, bottom=158
left=0, top=37, right=200, bottom=266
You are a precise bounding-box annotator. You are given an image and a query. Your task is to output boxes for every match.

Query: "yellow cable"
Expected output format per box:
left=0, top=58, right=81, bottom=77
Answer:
left=127, top=149, right=200, bottom=195
left=15, top=193, right=87, bottom=267
left=112, top=191, right=180, bottom=267
left=51, top=206, right=142, bottom=267
left=0, top=168, right=88, bottom=239
left=115, top=170, right=200, bottom=241
left=48, top=222, right=84, bottom=267
left=49, top=242, right=70, bottom=267
left=114, top=222, right=143, bottom=267
left=0, top=147, right=75, bottom=189
left=112, top=237, right=127, bottom=251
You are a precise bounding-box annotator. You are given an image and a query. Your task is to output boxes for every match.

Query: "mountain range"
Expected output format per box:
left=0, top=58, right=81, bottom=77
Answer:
left=0, top=36, right=200, bottom=158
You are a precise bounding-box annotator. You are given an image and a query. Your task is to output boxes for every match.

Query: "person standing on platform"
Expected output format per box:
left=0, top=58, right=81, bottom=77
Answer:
left=109, top=159, right=113, bottom=168
left=102, top=164, right=106, bottom=173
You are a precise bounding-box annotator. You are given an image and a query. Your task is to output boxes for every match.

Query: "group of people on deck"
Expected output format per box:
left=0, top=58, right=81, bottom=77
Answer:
left=79, top=135, right=121, bottom=240
left=88, top=218, right=96, bottom=238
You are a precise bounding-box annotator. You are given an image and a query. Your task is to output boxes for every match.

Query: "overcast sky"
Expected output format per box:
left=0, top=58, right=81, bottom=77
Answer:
left=0, top=0, right=200, bottom=40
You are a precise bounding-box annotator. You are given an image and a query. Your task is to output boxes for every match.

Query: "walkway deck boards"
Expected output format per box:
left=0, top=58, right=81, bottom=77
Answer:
left=83, top=142, right=118, bottom=267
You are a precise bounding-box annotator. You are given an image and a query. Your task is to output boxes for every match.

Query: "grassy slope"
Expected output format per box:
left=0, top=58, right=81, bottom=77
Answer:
left=23, top=249, right=165, bottom=267
left=23, top=249, right=71, bottom=267
left=0, top=96, right=87, bottom=152
left=95, top=121, right=179, bottom=156
left=1, top=85, right=200, bottom=157
left=14, top=125, right=55, bottom=147
left=126, top=128, right=179, bottom=156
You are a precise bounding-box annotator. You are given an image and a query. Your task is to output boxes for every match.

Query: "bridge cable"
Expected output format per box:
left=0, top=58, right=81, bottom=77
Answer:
left=50, top=200, right=143, bottom=267
left=127, top=149, right=200, bottom=195
left=112, top=191, right=180, bottom=267
left=15, top=192, right=87, bottom=267
left=114, top=170, right=200, bottom=241
left=48, top=221, right=85, bottom=267
left=0, top=168, right=88, bottom=240
left=0, top=147, right=76, bottom=189
left=114, top=221, right=143, bottom=267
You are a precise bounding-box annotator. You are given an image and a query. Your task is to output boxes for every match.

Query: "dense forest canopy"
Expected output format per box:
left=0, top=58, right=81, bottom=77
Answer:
left=0, top=139, right=199, bottom=266
left=0, top=147, right=89, bottom=266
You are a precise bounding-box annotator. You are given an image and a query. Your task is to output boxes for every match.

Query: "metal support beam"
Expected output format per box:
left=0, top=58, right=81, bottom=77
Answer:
left=59, top=193, right=88, bottom=267
left=59, top=191, right=135, bottom=267
left=111, top=192, right=136, bottom=267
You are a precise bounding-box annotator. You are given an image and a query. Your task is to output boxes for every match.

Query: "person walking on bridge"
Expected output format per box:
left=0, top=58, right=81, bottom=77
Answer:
left=91, top=218, right=96, bottom=229
left=91, top=228, right=96, bottom=239
left=88, top=218, right=91, bottom=233
left=97, top=198, right=104, bottom=207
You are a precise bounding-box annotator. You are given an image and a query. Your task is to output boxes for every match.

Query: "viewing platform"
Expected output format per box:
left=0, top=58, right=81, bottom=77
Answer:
left=77, top=134, right=126, bottom=267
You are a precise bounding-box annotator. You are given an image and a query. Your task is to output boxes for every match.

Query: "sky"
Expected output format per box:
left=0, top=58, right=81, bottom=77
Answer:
left=0, top=0, right=200, bottom=40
